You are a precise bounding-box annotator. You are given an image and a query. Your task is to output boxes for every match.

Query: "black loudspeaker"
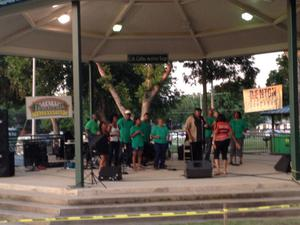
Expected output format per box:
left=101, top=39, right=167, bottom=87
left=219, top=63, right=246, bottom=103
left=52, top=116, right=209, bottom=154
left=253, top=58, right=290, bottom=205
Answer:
left=24, top=142, right=48, bottom=167
left=0, top=151, right=15, bottom=177
left=274, top=155, right=291, bottom=173
left=177, top=145, right=184, bottom=160
left=38, top=143, right=48, bottom=167
left=0, top=110, right=15, bottom=177
left=99, top=166, right=122, bottom=181
left=64, top=143, right=75, bottom=160
left=185, top=160, right=212, bottom=178
left=24, top=142, right=38, bottom=167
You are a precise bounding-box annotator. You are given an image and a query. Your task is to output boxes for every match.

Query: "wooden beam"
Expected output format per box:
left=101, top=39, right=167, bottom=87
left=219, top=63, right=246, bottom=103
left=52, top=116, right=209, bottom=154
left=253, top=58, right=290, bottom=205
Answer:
left=0, top=27, right=33, bottom=47
left=35, top=5, right=71, bottom=27
left=227, top=0, right=287, bottom=32
left=273, top=6, right=300, bottom=25
left=180, top=0, right=198, bottom=4
left=196, top=23, right=270, bottom=38
left=36, top=23, right=271, bottom=41
left=37, top=25, right=105, bottom=39
left=92, top=0, right=135, bottom=58
left=174, top=0, right=206, bottom=55
left=22, top=12, right=36, bottom=27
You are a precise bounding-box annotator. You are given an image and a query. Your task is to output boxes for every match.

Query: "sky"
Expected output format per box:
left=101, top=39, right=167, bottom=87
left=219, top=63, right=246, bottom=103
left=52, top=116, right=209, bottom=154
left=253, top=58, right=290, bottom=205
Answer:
left=172, top=52, right=282, bottom=95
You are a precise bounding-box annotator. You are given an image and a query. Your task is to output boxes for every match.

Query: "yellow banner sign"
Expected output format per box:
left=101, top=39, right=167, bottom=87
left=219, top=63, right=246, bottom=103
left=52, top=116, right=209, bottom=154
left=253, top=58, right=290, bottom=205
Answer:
left=243, top=85, right=283, bottom=113
left=26, top=96, right=73, bottom=119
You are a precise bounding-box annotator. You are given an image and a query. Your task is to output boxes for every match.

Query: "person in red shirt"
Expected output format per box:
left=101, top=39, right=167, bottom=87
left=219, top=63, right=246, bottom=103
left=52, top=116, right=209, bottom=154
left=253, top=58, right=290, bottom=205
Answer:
left=212, top=114, right=240, bottom=175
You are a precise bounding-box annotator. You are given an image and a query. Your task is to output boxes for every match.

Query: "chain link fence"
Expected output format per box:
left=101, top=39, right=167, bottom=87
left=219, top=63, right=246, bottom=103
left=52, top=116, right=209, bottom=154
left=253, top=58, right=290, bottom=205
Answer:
left=170, top=130, right=271, bottom=154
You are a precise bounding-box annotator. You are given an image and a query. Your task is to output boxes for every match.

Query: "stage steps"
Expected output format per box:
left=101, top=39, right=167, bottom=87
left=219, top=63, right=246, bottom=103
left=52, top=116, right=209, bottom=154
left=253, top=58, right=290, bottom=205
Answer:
left=55, top=189, right=300, bottom=224
left=0, top=190, right=68, bottom=205
left=0, top=209, right=50, bottom=225
left=0, top=189, right=300, bottom=225
left=60, top=196, right=300, bottom=216
left=66, top=189, right=300, bottom=205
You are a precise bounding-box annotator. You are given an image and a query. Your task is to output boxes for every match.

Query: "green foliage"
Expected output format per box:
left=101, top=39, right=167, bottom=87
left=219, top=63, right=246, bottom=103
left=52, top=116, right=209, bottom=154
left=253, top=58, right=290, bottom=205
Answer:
left=266, top=54, right=289, bottom=105
left=0, top=56, right=78, bottom=130
left=115, top=82, right=133, bottom=109
left=6, top=105, right=26, bottom=128
left=183, top=56, right=259, bottom=85
left=167, top=94, right=200, bottom=128
left=181, top=56, right=260, bottom=129
left=2, top=56, right=73, bottom=101
left=213, top=92, right=263, bottom=128
left=97, top=63, right=180, bottom=118
left=4, top=56, right=32, bottom=99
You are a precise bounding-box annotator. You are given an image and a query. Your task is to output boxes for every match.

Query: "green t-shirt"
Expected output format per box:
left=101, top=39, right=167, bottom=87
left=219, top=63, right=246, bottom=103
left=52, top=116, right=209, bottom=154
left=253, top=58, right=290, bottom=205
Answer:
left=141, top=121, right=151, bottom=143
left=205, top=117, right=215, bottom=138
left=84, top=119, right=99, bottom=135
left=230, top=119, right=247, bottom=139
left=130, top=125, right=144, bottom=149
left=117, top=118, right=134, bottom=143
left=151, top=125, right=169, bottom=144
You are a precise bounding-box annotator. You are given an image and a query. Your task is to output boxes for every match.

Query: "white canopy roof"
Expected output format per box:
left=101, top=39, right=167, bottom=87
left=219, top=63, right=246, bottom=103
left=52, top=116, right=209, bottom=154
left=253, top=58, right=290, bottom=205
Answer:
left=0, top=0, right=298, bottom=62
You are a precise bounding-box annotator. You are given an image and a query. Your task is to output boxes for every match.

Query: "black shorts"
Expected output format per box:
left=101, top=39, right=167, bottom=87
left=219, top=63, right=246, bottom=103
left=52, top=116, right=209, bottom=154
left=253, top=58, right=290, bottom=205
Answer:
left=214, top=139, right=230, bottom=160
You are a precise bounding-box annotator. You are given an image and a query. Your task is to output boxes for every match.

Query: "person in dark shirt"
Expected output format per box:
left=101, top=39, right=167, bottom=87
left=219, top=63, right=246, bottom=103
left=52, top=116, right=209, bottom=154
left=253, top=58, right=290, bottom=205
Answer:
left=95, top=121, right=110, bottom=174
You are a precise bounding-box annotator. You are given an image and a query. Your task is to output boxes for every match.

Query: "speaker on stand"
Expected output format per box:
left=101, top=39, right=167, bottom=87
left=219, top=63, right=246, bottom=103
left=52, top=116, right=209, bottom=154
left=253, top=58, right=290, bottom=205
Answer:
left=184, top=160, right=212, bottom=178
left=0, top=110, right=15, bottom=177
left=274, top=155, right=291, bottom=173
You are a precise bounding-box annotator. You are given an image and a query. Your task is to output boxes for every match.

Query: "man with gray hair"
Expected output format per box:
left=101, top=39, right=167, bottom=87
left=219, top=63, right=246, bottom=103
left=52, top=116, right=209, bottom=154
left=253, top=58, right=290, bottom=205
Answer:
left=185, top=108, right=206, bottom=161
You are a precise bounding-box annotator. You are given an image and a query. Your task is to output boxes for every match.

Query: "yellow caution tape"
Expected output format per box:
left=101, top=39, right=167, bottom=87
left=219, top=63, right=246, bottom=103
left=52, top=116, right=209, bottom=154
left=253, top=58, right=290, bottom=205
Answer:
left=0, top=203, right=299, bottom=224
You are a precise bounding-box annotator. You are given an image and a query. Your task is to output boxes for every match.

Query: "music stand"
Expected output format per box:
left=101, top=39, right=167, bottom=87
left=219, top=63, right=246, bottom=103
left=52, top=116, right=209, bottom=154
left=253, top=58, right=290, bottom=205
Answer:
left=84, top=136, right=107, bottom=188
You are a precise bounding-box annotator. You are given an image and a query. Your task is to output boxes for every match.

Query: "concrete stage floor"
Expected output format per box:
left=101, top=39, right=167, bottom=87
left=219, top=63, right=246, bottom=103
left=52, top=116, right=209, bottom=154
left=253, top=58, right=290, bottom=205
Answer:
left=0, top=153, right=299, bottom=197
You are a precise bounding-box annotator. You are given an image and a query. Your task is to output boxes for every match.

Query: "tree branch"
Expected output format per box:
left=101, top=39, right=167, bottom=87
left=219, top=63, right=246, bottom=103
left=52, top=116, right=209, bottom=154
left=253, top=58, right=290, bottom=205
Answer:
left=148, top=63, right=172, bottom=101
left=141, top=63, right=173, bottom=117
left=95, top=62, right=127, bottom=117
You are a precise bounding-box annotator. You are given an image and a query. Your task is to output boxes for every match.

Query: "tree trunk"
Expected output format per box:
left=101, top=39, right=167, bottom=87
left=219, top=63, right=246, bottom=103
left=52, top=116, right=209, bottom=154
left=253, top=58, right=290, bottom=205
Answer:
left=96, top=62, right=172, bottom=119
left=97, top=95, right=108, bottom=122
left=141, top=99, right=151, bottom=119
left=50, top=118, right=59, bottom=135
left=95, top=63, right=127, bottom=117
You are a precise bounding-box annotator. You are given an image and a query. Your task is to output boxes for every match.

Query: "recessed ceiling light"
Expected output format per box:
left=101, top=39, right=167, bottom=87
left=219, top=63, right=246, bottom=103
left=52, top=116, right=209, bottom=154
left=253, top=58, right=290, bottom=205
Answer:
left=112, top=24, right=123, bottom=32
left=58, top=14, right=70, bottom=24
left=241, top=12, right=253, bottom=21
left=52, top=5, right=59, bottom=8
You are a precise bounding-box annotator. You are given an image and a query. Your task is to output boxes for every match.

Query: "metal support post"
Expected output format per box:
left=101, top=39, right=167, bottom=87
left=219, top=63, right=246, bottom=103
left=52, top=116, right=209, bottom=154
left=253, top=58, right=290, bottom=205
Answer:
left=202, top=59, right=208, bottom=118
left=72, top=0, right=84, bottom=187
left=288, top=0, right=300, bottom=180
left=89, top=62, right=93, bottom=118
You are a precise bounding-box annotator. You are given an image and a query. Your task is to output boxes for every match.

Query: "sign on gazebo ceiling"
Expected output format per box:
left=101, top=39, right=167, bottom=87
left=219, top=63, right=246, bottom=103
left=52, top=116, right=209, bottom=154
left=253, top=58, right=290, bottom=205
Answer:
left=0, top=0, right=26, bottom=7
left=128, top=54, right=168, bottom=64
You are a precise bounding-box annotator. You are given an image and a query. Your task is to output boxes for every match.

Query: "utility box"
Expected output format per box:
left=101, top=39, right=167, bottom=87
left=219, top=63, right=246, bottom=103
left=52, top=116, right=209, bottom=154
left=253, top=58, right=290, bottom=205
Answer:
left=271, top=135, right=291, bottom=155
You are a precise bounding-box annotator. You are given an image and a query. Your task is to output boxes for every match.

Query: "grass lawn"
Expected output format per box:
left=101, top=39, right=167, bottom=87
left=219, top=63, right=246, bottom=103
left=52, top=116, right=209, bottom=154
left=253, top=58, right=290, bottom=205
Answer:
left=243, top=136, right=268, bottom=152
left=172, top=217, right=300, bottom=225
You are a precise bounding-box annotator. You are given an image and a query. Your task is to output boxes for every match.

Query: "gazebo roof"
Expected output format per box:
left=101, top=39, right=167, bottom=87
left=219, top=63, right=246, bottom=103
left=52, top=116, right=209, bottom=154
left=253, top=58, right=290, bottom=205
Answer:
left=0, top=0, right=298, bottom=62
left=260, top=105, right=290, bottom=116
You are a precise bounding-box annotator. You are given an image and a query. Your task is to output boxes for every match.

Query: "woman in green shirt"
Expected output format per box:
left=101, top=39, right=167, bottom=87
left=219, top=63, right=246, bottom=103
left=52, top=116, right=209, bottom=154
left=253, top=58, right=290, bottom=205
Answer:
left=230, top=111, right=248, bottom=165
left=130, top=117, right=144, bottom=171
left=151, top=118, right=169, bottom=169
